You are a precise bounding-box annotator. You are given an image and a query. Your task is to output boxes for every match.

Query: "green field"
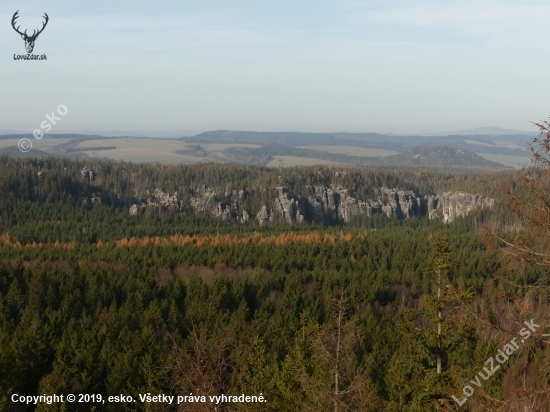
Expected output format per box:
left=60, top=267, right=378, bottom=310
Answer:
left=266, top=155, right=340, bottom=167
left=77, top=138, right=205, bottom=164
left=295, top=145, right=398, bottom=157
left=477, top=153, right=531, bottom=169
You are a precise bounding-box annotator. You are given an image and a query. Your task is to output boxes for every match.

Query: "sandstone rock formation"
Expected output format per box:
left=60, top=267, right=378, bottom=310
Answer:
left=190, top=185, right=218, bottom=214
left=80, top=167, right=95, bottom=180
left=129, top=184, right=494, bottom=224
left=129, top=203, right=146, bottom=215
left=437, top=191, right=495, bottom=223
left=274, top=187, right=304, bottom=224
left=146, top=189, right=178, bottom=208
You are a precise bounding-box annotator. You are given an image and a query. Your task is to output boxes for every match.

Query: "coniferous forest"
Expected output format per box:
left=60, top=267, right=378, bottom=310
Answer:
left=1, top=139, right=550, bottom=412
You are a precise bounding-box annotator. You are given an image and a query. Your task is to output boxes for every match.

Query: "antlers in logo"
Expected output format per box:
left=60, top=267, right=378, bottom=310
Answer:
left=12, top=11, right=49, bottom=54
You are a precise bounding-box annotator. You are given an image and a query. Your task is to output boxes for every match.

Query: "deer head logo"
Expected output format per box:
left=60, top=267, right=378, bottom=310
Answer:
left=11, top=11, right=49, bottom=54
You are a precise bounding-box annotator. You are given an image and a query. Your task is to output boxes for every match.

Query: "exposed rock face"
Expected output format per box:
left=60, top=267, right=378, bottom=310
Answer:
left=135, top=184, right=494, bottom=225
left=437, top=191, right=495, bottom=223
left=331, top=187, right=372, bottom=222
left=146, top=189, right=178, bottom=208
left=287, top=186, right=492, bottom=224
left=189, top=185, right=250, bottom=222
left=274, top=187, right=304, bottom=224
left=130, top=188, right=179, bottom=214
left=80, top=167, right=95, bottom=180
left=129, top=203, right=146, bottom=215
left=338, top=194, right=372, bottom=222
left=378, top=188, right=420, bottom=219
left=190, top=185, right=218, bottom=214
left=308, top=186, right=337, bottom=223
left=425, top=195, right=439, bottom=220
left=256, top=205, right=270, bottom=226
left=217, top=203, right=233, bottom=221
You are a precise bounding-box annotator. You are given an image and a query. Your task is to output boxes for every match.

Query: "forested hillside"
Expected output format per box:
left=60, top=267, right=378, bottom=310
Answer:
left=0, top=155, right=508, bottom=241
left=0, top=155, right=548, bottom=411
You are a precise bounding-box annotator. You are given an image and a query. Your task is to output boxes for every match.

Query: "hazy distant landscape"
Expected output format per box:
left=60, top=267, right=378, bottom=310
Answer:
left=0, top=128, right=534, bottom=169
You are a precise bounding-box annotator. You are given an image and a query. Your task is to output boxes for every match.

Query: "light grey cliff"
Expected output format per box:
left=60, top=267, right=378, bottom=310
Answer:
left=437, top=191, right=495, bottom=223
left=131, top=184, right=494, bottom=224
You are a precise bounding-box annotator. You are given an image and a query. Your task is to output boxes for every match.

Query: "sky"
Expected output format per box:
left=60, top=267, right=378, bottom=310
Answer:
left=1, top=0, right=549, bottom=136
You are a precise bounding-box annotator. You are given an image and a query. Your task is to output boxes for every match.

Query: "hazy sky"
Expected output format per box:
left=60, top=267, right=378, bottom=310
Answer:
left=1, top=0, right=549, bottom=135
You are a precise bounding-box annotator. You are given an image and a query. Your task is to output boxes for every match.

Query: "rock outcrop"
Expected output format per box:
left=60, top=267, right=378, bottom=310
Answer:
left=274, top=187, right=304, bottom=224
left=129, top=184, right=494, bottom=224
left=146, top=189, right=178, bottom=208
left=190, top=185, right=218, bottom=214
left=256, top=205, right=271, bottom=226
left=129, top=189, right=179, bottom=215
left=189, top=185, right=251, bottom=222
left=80, top=167, right=95, bottom=180
left=437, top=191, right=495, bottom=223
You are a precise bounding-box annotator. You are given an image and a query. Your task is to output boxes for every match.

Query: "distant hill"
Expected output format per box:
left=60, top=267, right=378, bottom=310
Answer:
left=0, top=129, right=24, bottom=135
left=208, top=143, right=509, bottom=170
left=376, top=146, right=508, bottom=168
left=185, top=130, right=343, bottom=146
left=0, top=134, right=108, bottom=140
left=0, top=131, right=531, bottom=169
left=424, top=136, right=531, bottom=157
left=431, top=126, right=536, bottom=136
left=186, top=130, right=439, bottom=150
left=221, top=144, right=377, bottom=165
left=83, top=130, right=147, bottom=137
left=185, top=130, right=532, bottom=157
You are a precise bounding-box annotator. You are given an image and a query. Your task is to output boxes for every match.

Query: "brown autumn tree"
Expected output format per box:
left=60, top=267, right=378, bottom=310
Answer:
left=486, top=118, right=550, bottom=411
left=169, top=326, right=234, bottom=412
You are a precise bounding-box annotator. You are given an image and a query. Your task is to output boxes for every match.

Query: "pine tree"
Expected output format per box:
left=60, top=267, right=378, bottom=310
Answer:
left=429, top=232, right=451, bottom=375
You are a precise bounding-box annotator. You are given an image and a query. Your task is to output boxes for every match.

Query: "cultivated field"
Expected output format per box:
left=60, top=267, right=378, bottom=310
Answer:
left=76, top=138, right=203, bottom=164
left=200, top=144, right=263, bottom=151
left=476, top=153, right=531, bottom=169
left=295, top=145, right=398, bottom=157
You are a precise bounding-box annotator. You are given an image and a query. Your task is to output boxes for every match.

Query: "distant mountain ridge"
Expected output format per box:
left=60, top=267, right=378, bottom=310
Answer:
left=0, top=130, right=530, bottom=169
left=185, top=130, right=531, bottom=158
left=0, top=129, right=24, bottom=135
left=0, top=134, right=109, bottom=140
left=377, top=146, right=506, bottom=168
left=202, top=143, right=509, bottom=170
left=429, top=126, right=536, bottom=136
